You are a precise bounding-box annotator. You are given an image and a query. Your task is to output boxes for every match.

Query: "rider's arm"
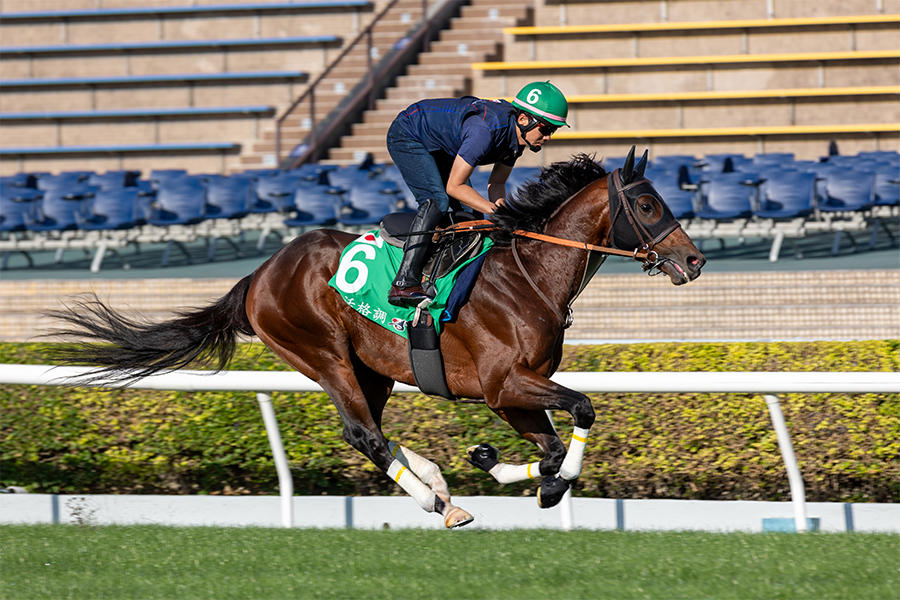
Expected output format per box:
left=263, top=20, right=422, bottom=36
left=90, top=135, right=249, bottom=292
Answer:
left=446, top=155, right=498, bottom=214
left=487, top=163, right=512, bottom=206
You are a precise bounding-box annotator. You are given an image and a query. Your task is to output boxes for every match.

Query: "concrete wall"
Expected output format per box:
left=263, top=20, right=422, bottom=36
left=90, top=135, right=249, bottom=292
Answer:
left=2, top=493, right=898, bottom=533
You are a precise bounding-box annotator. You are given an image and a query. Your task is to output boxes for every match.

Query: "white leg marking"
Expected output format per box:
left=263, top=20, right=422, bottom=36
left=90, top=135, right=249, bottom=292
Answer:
left=389, top=442, right=451, bottom=503
left=559, top=426, right=590, bottom=481
left=488, top=461, right=542, bottom=484
left=387, top=459, right=437, bottom=512
left=388, top=442, right=474, bottom=527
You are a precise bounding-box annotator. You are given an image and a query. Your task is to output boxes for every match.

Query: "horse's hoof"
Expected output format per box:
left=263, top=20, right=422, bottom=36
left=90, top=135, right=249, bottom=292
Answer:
left=444, top=506, right=474, bottom=529
left=537, top=475, right=569, bottom=509
left=466, top=444, right=499, bottom=472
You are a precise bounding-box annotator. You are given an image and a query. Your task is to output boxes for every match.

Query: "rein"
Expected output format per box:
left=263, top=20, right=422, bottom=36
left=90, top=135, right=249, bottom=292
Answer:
left=431, top=167, right=682, bottom=326
left=441, top=221, right=652, bottom=262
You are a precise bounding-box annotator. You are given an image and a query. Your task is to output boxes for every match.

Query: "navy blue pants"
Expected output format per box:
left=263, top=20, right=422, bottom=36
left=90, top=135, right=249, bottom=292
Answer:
left=386, top=119, right=455, bottom=212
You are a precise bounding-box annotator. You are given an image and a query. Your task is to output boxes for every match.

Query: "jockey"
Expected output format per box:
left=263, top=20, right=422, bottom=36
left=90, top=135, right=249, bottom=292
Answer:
left=385, top=81, right=569, bottom=308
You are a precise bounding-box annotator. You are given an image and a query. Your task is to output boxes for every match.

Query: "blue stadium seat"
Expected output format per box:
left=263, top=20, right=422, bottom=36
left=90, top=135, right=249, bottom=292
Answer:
left=78, top=188, right=141, bottom=230
left=36, top=171, right=94, bottom=193
left=700, top=153, right=753, bottom=173
left=752, top=152, right=796, bottom=168
left=647, top=170, right=695, bottom=219
left=254, top=172, right=306, bottom=213
left=148, top=177, right=207, bottom=226
left=149, top=169, right=188, bottom=190
left=284, top=186, right=338, bottom=227
left=24, top=189, right=88, bottom=232
left=817, top=168, right=876, bottom=212
left=378, top=165, right=416, bottom=209
left=326, top=165, right=381, bottom=192
left=88, top=170, right=141, bottom=190
left=206, top=175, right=253, bottom=220
left=650, top=155, right=697, bottom=171
left=0, top=183, right=40, bottom=232
left=695, top=172, right=760, bottom=219
left=339, top=185, right=404, bottom=226
left=856, top=150, right=899, bottom=163
left=873, top=166, right=900, bottom=207
left=755, top=171, right=816, bottom=219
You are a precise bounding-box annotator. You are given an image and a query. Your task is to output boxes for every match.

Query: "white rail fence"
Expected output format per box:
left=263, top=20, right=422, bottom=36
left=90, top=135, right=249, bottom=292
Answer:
left=2, top=366, right=898, bottom=532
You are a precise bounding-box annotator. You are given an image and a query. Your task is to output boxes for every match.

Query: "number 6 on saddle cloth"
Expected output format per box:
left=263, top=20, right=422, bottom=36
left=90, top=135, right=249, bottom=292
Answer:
left=328, top=210, right=492, bottom=399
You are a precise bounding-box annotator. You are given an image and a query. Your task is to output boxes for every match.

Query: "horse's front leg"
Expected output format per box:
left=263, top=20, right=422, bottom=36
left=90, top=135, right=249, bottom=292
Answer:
left=472, top=365, right=595, bottom=508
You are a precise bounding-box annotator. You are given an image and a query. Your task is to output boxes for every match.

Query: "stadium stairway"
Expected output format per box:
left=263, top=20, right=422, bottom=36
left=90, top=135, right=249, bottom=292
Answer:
left=3, top=269, right=898, bottom=343
left=238, top=0, right=432, bottom=169
left=323, top=0, right=532, bottom=164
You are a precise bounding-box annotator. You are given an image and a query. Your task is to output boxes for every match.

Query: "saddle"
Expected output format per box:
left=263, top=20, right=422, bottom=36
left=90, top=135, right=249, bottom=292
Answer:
left=380, top=211, right=485, bottom=297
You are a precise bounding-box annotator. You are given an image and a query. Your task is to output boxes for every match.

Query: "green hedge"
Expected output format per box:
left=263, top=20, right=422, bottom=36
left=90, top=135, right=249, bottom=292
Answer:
left=1, top=341, right=898, bottom=502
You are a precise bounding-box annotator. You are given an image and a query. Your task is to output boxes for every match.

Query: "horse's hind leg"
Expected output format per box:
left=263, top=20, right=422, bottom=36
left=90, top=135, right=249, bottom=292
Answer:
left=354, top=357, right=473, bottom=528
left=265, top=336, right=470, bottom=527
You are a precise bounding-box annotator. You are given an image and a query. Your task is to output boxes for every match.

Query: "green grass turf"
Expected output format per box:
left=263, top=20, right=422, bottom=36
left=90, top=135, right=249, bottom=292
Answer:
left=2, top=525, right=897, bottom=599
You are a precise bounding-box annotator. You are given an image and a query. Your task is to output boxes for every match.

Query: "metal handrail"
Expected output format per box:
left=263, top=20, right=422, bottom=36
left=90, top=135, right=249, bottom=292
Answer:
left=275, top=0, right=426, bottom=166
left=276, top=0, right=465, bottom=168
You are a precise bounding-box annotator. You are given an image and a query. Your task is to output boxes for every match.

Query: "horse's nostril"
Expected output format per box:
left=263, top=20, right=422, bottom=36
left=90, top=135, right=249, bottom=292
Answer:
left=688, top=255, right=705, bottom=269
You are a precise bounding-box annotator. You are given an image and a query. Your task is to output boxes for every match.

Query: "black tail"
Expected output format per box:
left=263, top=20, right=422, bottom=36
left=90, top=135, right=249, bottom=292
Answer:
left=46, top=274, right=255, bottom=383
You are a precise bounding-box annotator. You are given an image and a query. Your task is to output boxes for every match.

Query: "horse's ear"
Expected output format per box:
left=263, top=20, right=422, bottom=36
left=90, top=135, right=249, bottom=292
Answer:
left=622, top=145, right=636, bottom=183
left=635, top=149, right=649, bottom=178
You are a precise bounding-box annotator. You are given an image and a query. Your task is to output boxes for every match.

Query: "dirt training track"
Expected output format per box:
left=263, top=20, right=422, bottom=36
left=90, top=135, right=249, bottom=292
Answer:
left=2, top=268, right=897, bottom=342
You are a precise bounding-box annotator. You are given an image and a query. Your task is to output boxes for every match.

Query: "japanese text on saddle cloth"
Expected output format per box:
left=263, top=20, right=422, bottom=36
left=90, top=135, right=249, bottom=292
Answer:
left=328, top=229, right=493, bottom=338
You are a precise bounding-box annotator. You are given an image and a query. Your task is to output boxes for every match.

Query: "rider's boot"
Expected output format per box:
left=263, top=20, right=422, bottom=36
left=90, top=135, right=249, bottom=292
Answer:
left=388, top=198, right=442, bottom=307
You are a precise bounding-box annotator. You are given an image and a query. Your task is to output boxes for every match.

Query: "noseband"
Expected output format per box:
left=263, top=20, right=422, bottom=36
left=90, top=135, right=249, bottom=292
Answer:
left=605, top=168, right=681, bottom=275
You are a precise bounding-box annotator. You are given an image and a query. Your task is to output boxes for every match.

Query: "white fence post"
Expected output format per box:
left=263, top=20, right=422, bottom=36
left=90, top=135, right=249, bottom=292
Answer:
left=764, top=394, right=808, bottom=532
left=256, top=392, right=293, bottom=528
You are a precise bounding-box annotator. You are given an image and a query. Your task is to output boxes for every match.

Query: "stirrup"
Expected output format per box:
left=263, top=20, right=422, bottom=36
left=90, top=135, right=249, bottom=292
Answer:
left=388, top=285, right=431, bottom=308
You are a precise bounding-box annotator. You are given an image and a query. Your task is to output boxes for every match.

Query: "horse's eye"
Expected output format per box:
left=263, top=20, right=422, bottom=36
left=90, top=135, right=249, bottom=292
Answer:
left=639, top=202, right=652, bottom=212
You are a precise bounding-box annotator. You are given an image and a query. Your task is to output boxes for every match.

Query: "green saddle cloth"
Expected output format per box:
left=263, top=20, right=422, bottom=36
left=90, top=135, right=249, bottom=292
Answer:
left=328, top=229, right=493, bottom=339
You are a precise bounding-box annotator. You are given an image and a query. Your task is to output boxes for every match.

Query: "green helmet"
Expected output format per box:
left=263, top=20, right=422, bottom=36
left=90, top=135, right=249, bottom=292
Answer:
left=512, top=81, right=569, bottom=128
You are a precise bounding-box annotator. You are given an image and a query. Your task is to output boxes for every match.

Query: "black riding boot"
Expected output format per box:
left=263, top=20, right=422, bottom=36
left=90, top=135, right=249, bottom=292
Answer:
left=388, top=198, right=442, bottom=307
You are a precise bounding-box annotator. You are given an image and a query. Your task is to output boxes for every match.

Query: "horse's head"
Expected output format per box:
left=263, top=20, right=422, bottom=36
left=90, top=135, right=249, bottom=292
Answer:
left=606, top=146, right=705, bottom=285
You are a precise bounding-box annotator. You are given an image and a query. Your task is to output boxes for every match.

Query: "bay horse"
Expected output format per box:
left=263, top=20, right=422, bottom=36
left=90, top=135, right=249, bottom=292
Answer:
left=50, top=148, right=705, bottom=528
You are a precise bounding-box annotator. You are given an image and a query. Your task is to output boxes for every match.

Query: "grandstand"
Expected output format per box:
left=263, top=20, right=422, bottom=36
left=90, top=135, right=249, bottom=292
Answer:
left=0, top=0, right=897, bottom=290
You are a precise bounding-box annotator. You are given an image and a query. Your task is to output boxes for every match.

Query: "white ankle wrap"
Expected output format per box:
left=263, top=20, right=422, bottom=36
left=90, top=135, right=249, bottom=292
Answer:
left=488, top=461, right=542, bottom=484
left=387, top=459, right=436, bottom=512
left=559, top=426, right=589, bottom=481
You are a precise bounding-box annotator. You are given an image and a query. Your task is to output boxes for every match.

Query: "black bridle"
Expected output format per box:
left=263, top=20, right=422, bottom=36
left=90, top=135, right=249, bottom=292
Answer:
left=606, top=167, right=682, bottom=275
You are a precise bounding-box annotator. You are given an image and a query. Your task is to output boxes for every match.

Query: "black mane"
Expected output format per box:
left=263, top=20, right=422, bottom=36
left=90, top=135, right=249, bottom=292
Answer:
left=489, top=153, right=607, bottom=243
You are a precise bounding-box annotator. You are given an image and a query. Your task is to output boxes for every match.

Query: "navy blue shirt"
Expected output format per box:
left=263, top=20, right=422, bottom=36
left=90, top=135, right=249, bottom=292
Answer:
left=396, top=96, right=523, bottom=168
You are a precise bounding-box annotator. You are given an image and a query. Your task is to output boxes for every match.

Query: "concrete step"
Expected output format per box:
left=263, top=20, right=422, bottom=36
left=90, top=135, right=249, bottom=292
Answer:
left=350, top=121, right=390, bottom=136
left=394, top=72, right=468, bottom=88
left=337, top=134, right=393, bottom=148
left=459, top=4, right=530, bottom=20
left=384, top=85, right=461, bottom=100
left=438, top=28, right=507, bottom=42
left=447, top=15, right=521, bottom=30
left=327, top=146, right=393, bottom=163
